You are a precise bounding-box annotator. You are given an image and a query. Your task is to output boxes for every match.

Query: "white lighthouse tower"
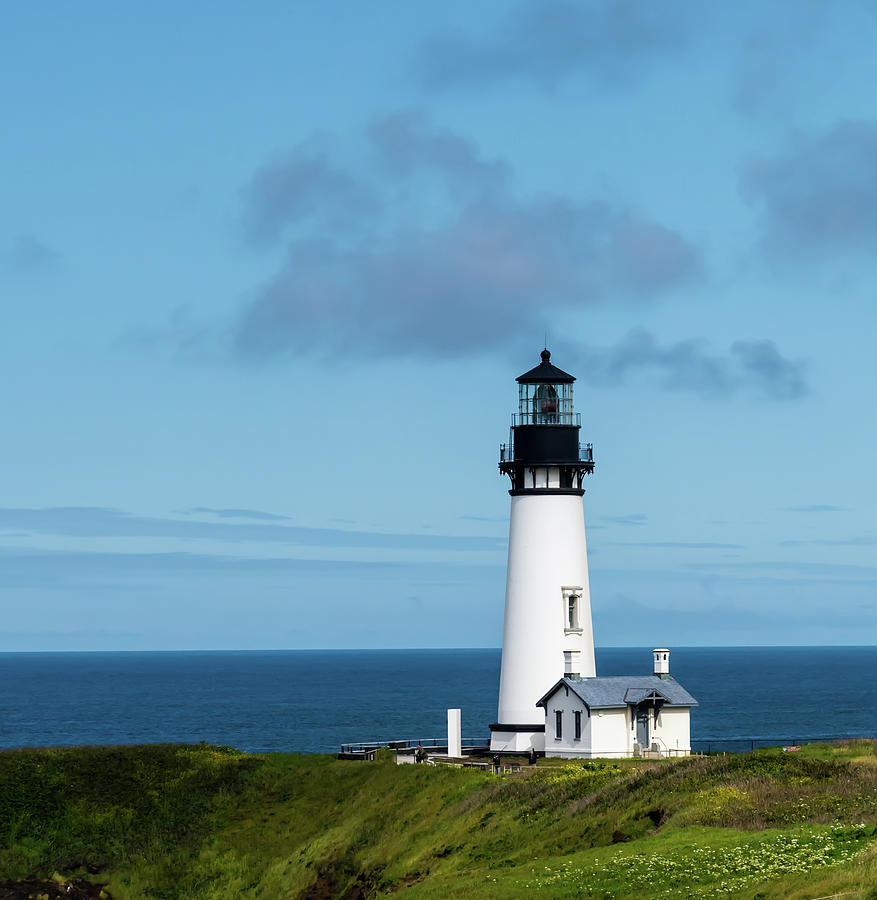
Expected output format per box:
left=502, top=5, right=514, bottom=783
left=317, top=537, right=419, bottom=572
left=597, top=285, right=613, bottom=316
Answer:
left=490, top=350, right=596, bottom=753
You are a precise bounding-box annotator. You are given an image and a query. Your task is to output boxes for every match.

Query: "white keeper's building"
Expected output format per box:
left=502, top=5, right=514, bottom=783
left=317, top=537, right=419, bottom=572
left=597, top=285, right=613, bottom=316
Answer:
left=489, top=351, right=697, bottom=758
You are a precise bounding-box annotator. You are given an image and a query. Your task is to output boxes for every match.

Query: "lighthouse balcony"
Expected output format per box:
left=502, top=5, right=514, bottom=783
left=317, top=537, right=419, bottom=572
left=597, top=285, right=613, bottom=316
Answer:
left=499, top=441, right=594, bottom=467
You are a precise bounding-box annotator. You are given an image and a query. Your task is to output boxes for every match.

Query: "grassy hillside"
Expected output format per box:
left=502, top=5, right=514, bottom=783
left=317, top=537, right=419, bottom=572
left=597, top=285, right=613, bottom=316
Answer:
left=1, top=741, right=877, bottom=898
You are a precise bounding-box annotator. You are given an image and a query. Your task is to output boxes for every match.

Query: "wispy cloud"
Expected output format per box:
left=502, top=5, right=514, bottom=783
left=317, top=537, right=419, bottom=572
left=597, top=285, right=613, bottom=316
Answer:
left=241, top=139, right=379, bottom=246
left=180, top=507, right=292, bottom=522
left=779, top=536, right=877, bottom=548
left=414, top=0, right=695, bottom=91
left=0, top=547, right=503, bottom=590
left=685, top=559, right=877, bottom=578
left=0, top=507, right=503, bottom=552
left=599, top=513, right=648, bottom=527
left=367, top=110, right=510, bottom=189
left=566, top=329, right=809, bottom=400
left=741, top=119, right=877, bottom=256
left=607, top=541, right=745, bottom=550
left=783, top=505, right=846, bottom=513
left=6, top=234, right=61, bottom=274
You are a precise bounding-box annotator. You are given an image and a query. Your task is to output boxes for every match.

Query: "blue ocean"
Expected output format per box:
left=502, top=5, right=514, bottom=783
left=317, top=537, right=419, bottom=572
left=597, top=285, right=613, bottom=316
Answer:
left=0, top=647, right=874, bottom=754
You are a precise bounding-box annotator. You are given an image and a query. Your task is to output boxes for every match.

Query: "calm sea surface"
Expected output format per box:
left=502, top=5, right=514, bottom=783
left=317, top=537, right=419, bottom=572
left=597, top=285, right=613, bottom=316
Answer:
left=0, top=647, right=874, bottom=754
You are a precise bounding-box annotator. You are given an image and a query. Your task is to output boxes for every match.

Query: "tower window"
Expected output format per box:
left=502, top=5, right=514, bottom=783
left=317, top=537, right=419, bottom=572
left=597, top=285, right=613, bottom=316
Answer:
left=555, top=709, right=563, bottom=740
left=562, top=587, right=584, bottom=634
left=567, top=594, right=579, bottom=629
left=563, top=650, right=580, bottom=678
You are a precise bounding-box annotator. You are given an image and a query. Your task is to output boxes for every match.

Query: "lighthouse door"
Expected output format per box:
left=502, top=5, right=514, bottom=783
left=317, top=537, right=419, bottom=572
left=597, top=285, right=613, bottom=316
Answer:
left=635, top=706, right=650, bottom=749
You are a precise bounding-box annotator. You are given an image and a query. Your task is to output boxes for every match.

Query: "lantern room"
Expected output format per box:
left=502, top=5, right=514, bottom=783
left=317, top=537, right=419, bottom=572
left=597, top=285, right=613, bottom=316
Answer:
left=518, top=381, right=573, bottom=425
left=515, top=349, right=576, bottom=426
left=499, top=349, right=594, bottom=493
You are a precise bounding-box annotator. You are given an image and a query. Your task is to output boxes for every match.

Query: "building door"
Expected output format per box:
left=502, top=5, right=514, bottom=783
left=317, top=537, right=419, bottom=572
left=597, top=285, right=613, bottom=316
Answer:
left=636, top=706, right=650, bottom=749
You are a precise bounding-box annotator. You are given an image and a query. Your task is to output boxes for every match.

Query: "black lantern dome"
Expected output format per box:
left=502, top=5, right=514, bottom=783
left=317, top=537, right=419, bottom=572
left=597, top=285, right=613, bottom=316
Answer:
left=499, top=350, right=594, bottom=494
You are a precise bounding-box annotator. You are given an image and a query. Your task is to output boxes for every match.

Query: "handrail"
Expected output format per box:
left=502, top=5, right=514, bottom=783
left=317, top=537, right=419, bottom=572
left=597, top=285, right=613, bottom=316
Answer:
left=499, top=442, right=593, bottom=464
left=340, top=737, right=487, bottom=754
left=510, top=412, right=581, bottom=427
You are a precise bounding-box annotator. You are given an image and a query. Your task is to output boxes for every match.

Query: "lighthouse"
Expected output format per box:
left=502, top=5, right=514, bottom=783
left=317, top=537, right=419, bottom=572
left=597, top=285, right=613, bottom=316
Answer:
left=490, top=350, right=597, bottom=753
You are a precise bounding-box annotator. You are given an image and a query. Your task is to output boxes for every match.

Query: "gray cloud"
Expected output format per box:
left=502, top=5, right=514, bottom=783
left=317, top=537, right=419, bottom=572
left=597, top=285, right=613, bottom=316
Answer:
left=234, top=205, right=699, bottom=360
left=241, top=143, right=378, bottom=246
left=415, top=0, right=694, bottom=91
left=730, top=339, right=809, bottom=400
left=0, top=506, right=503, bottom=553
left=741, top=120, right=877, bottom=254
left=367, top=110, right=509, bottom=190
left=7, top=234, right=61, bottom=273
left=730, top=8, right=829, bottom=118
left=568, top=328, right=808, bottom=400
left=231, top=114, right=702, bottom=361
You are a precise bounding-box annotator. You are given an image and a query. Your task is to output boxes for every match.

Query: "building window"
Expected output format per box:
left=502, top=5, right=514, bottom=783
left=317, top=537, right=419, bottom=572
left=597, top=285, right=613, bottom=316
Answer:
left=574, top=710, right=582, bottom=741
left=555, top=709, right=563, bottom=740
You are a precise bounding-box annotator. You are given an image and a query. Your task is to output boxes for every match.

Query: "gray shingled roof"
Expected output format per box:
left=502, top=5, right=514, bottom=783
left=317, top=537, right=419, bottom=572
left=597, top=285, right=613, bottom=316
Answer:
left=537, top=675, right=698, bottom=709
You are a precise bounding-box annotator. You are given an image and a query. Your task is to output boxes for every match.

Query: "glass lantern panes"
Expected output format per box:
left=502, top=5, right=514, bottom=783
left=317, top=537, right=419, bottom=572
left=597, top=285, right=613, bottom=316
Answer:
left=518, top=382, right=574, bottom=424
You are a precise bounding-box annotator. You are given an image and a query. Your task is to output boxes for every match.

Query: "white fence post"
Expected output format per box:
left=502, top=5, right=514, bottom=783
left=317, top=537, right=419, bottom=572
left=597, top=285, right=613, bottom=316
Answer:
left=448, top=708, right=462, bottom=758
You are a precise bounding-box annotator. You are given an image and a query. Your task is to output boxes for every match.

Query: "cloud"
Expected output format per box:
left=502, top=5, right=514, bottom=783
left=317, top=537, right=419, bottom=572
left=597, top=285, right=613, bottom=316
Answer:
left=685, top=559, right=877, bottom=579
left=234, top=204, right=699, bottom=359
left=568, top=329, right=808, bottom=400
left=741, top=120, right=877, bottom=254
left=7, top=234, right=61, bottom=273
left=414, top=0, right=694, bottom=91
left=600, top=513, right=648, bottom=527
left=367, top=110, right=510, bottom=190
left=607, top=541, right=745, bottom=550
left=0, top=547, right=504, bottom=591
left=730, top=339, right=809, bottom=400
left=181, top=507, right=292, bottom=521
left=232, top=114, right=701, bottom=361
left=779, top=536, right=877, bottom=548
left=783, top=504, right=846, bottom=513
left=0, top=506, right=503, bottom=552
left=241, top=141, right=378, bottom=246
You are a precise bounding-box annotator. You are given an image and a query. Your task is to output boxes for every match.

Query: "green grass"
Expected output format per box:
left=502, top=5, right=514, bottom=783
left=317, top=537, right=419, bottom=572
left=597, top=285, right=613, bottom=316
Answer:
left=1, top=741, right=876, bottom=898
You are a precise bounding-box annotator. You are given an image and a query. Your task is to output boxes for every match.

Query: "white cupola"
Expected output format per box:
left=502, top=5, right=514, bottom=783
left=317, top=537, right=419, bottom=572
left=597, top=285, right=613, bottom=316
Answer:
left=653, top=648, right=670, bottom=677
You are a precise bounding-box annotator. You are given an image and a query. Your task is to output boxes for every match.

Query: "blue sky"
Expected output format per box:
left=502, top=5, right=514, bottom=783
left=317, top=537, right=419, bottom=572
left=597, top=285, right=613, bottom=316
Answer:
left=2, top=1, right=877, bottom=650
